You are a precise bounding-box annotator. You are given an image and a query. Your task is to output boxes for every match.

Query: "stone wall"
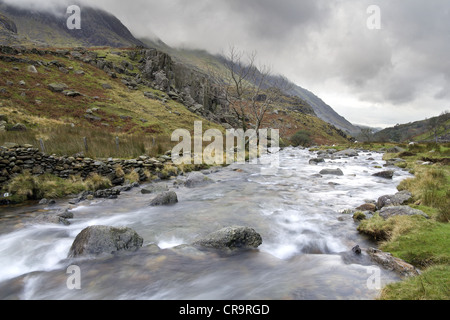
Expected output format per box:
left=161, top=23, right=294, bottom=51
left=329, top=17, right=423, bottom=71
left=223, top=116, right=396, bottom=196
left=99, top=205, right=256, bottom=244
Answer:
left=0, top=143, right=173, bottom=186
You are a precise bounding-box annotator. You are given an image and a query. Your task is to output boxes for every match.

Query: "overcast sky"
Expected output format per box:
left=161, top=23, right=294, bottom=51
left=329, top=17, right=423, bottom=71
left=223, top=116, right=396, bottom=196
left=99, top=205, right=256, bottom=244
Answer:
left=6, top=0, right=450, bottom=128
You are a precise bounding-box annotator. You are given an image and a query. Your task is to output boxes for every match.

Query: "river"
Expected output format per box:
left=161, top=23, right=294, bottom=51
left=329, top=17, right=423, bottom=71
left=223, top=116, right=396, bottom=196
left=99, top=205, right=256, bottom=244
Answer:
left=0, top=147, right=412, bottom=300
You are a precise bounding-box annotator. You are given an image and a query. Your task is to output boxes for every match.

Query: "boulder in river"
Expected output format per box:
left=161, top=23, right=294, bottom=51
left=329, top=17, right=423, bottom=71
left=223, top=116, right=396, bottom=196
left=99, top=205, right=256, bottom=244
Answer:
left=192, top=226, right=263, bottom=250
left=185, top=171, right=213, bottom=188
left=149, top=191, right=178, bottom=206
left=372, top=170, right=394, bottom=179
left=309, top=158, right=325, bottom=165
left=320, top=168, right=344, bottom=176
left=68, top=226, right=144, bottom=258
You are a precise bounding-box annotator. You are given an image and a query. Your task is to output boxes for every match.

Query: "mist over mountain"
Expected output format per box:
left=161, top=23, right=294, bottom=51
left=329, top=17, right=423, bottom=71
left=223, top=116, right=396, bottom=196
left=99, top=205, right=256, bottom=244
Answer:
left=0, top=1, right=145, bottom=47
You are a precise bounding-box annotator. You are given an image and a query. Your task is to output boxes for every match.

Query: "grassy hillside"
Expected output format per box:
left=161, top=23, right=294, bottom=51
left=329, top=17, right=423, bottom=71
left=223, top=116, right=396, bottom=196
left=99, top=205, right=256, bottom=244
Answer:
left=0, top=47, right=223, bottom=158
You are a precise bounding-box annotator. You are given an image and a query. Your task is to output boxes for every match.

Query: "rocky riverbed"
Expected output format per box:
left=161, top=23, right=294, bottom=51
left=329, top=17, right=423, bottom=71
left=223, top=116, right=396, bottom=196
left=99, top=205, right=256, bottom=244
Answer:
left=0, top=147, right=416, bottom=300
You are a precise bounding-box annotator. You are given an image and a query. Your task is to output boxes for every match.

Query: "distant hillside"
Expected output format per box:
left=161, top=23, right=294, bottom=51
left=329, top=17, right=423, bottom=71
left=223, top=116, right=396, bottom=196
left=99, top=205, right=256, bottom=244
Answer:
left=0, top=2, right=145, bottom=48
left=374, top=113, right=450, bottom=143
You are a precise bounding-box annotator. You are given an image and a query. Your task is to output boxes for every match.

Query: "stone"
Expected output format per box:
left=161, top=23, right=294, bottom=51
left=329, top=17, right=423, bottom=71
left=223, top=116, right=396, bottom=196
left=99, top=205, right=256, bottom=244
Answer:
left=356, top=203, right=376, bottom=212
left=367, top=248, right=420, bottom=277
left=63, top=90, right=82, bottom=97
left=192, top=226, right=263, bottom=250
left=185, top=171, right=213, bottom=188
left=319, top=168, right=344, bottom=176
left=34, top=213, right=71, bottom=226
left=68, top=226, right=144, bottom=258
left=141, top=184, right=169, bottom=194
left=352, top=245, right=362, bottom=255
left=379, top=206, right=429, bottom=220
left=48, top=83, right=68, bottom=93
left=9, top=123, right=27, bottom=132
left=27, top=65, right=38, bottom=73
left=149, top=191, right=178, bottom=206
left=309, top=158, right=325, bottom=165
left=377, top=191, right=412, bottom=209
left=372, top=170, right=394, bottom=179
left=334, top=149, right=359, bottom=157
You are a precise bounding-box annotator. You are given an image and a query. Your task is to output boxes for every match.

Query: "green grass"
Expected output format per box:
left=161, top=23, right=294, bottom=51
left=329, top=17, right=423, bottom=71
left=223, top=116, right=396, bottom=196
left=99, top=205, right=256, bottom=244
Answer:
left=379, top=265, right=449, bottom=300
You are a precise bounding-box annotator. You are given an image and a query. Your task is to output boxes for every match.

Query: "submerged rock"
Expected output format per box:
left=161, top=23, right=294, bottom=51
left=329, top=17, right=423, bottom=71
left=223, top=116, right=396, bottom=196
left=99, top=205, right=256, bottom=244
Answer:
left=68, top=226, right=143, bottom=258
left=192, top=226, right=263, bottom=250
left=320, top=168, right=344, bottom=176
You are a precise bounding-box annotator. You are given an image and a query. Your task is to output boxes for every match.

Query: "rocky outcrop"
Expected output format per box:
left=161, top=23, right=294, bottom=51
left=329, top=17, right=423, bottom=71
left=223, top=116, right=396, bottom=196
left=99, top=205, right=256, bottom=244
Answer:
left=367, top=248, right=420, bottom=278
left=192, top=226, right=263, bottom=250
left=68, top=226, right=144, bottom=258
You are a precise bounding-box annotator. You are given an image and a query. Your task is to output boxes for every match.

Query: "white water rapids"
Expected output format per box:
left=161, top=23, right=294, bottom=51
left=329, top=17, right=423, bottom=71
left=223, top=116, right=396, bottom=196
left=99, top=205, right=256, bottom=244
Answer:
left=0, top=147, right=412, bottom=300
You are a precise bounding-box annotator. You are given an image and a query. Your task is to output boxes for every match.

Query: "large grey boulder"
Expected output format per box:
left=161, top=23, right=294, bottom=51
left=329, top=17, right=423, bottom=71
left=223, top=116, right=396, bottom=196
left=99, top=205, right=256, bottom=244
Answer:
left=185, top=171, right=213, bottom=188
left=377, top=191, right=412, bottom=209
left=320, top=168, right=344, bottom=176
left=192, top=226, right=263, bottom=250
left=149, top=191, right=178, bottom=206
left=68, top=226, right=143, bottom=258
left=379, top=206, right=429, bottom=220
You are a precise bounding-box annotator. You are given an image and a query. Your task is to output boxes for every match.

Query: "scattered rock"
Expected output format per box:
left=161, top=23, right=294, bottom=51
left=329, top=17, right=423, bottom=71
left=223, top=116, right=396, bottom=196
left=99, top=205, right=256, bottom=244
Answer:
left=27, top=65, right=38, bottom=73
left=68, top=226, right=144, bottom=258
left=192, top=226, right=263, bottom=250
left=48, top=83, right=68, bottom=93
left=149, top=191, right=178, bottom=206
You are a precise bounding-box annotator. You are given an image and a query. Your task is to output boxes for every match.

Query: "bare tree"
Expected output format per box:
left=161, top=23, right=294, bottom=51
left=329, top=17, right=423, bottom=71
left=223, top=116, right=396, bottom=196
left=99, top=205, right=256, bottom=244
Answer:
left=211, top=46, right=291, bottom=133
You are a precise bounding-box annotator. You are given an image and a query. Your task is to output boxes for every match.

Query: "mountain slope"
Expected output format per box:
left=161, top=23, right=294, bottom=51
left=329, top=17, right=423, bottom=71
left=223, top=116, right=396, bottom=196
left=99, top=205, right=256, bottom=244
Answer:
left=0, top=1, right=145, bottom=48
left=141, top=37, right=360, bottom=137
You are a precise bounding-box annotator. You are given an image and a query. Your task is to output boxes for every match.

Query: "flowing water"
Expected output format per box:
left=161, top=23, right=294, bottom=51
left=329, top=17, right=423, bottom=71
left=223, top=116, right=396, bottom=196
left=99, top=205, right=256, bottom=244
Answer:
left=0, top=147, right=412, bottom=300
